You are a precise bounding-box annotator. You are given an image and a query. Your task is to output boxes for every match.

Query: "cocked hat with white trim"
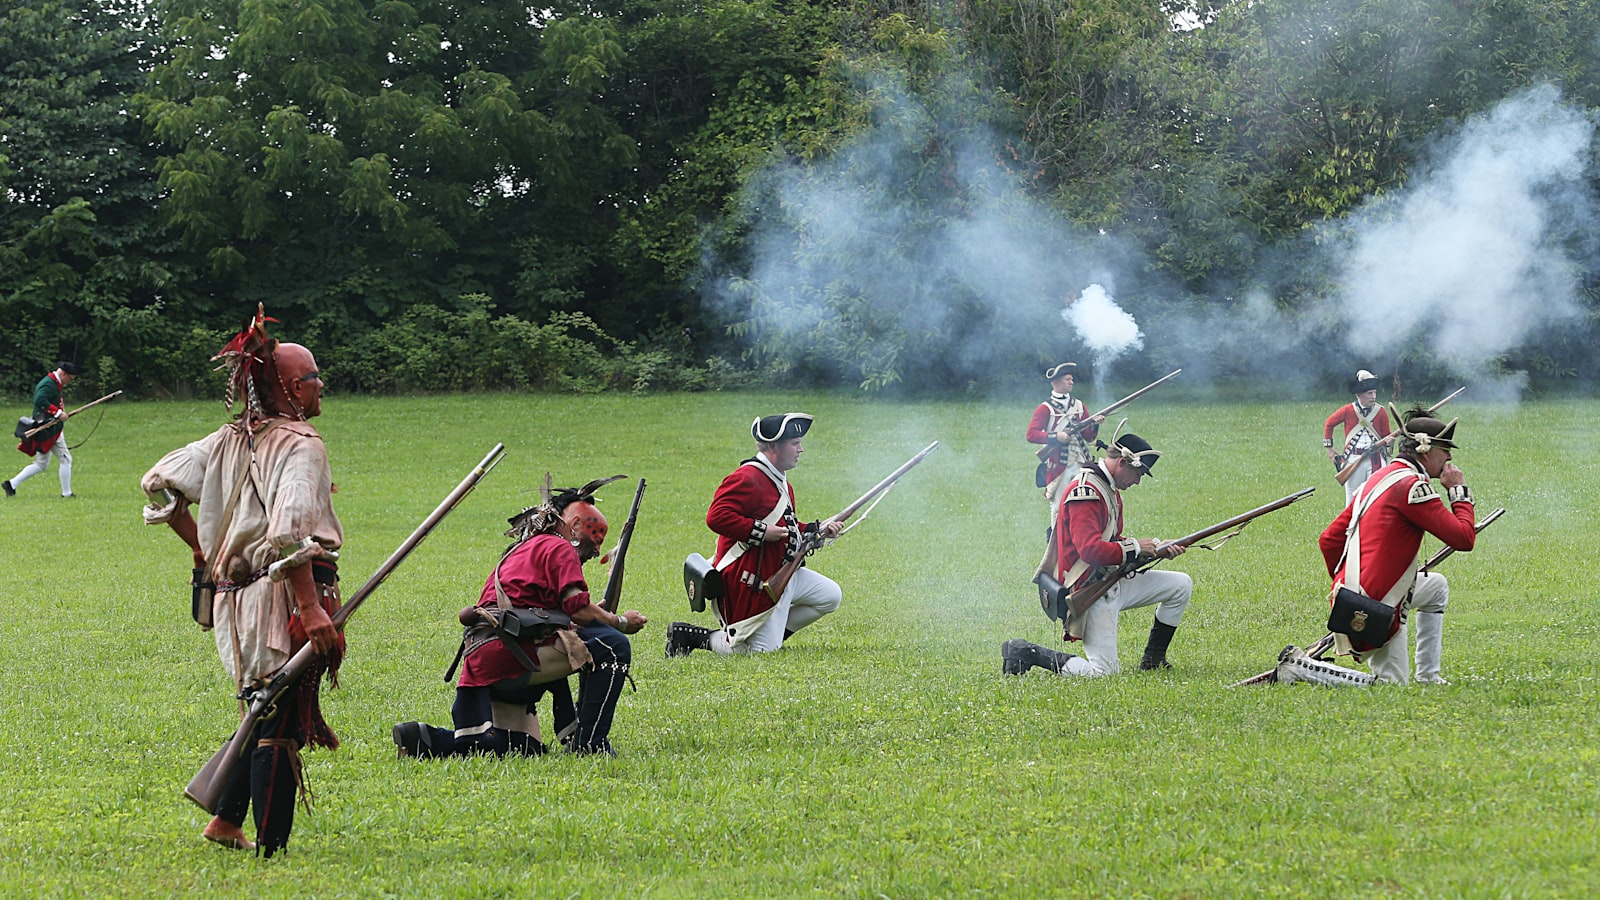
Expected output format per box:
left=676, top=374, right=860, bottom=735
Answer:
left=1392, top=405, right=1460, bottom=452
left=1111, top=432, right=1161, bottom=477
left=1045, top=362, right=1078, bottom=380
left=752, top=412, right=813, bottom=443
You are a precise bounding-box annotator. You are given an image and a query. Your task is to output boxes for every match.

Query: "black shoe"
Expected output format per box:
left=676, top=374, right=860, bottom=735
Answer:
left=1003, top=638, right=1075, bottom=676
left=1138, top=655, right=1173, bottom=671
left=2, top=481, right=13, bottom=497
left=666, top=621, right=710, bottom=657
left=61, top=493, right=76, bottom=499
left=393, top=721, right=445, bottom=758
left=1002, top=639, right=1033, bottom=676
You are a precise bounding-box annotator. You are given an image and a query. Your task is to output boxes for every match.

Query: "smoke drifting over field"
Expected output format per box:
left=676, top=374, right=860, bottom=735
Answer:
left=1321, top=85, right=1595, bottom=400
left=703, top=70, right=1596, bottom=399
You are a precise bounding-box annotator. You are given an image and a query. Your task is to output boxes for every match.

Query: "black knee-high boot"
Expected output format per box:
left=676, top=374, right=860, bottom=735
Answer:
left=1139, top=619, right=1178, bottom=671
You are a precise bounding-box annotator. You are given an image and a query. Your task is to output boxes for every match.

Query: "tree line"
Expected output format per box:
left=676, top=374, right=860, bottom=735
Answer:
left=5, top=0, right=1599, bottom=400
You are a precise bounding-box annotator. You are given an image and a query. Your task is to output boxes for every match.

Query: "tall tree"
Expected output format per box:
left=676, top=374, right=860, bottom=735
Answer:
left=137, top=0, right=637, bottom=342
left=0, top=0, right=168, bottom=393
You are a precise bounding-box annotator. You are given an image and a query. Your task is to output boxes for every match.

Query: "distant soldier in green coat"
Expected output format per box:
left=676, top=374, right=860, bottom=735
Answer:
left=6, top=361, right=80, bottom=498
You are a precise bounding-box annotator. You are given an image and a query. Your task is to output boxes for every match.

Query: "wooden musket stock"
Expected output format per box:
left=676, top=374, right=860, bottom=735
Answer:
left=184, top=443, right=506, bottom=812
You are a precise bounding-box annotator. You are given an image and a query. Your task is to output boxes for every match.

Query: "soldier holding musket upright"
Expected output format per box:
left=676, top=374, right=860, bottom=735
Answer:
left=1026, top=362, right=1103, bottom=528
left=1003, top=432, right=1192, bottom=677
left=1324, top=369, right=1392, bottom=503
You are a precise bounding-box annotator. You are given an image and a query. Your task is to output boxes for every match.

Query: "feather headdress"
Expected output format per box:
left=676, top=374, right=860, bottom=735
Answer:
left=504, top=473, right=627, bottom=543
left=212, top=303, right=279, bottom=427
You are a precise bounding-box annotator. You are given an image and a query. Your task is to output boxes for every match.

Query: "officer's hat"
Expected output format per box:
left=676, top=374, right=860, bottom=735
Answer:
left=57, top=361, right=82, bottom=376
left=752, top=413, right=813, bottom=443
left=1350, top=369, right=1380, bottom=394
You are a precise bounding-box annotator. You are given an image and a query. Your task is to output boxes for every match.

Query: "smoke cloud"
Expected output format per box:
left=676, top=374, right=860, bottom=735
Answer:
left=703, top=65, right=1596, bottom=400
left=1323, top=84, right=1595, bottom=400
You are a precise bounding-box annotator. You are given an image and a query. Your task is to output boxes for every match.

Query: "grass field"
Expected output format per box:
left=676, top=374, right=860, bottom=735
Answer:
left=0, top=390, right=1593, bottom=898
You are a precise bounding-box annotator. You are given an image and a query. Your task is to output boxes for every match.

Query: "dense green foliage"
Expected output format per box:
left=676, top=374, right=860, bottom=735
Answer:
left=0, top=392, right=1589, bottom=896
left=5, top=0, right=1600, bottom=398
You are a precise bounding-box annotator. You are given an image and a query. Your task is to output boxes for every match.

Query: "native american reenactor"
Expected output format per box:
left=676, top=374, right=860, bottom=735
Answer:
left=393, top=478, right=648, bottom=759
left=1325, top=369, right=1392, bottom=503
left=6, top=361, right=81, bottom=498
left=1003, top=432, right=1191, bottom=677
left=141, top=309, right=343, bottom=856
left=665, top=413, right=845, bottom=656
left=1026, top=362, right=1104, bottom=526
left=1278, top=407, right=1476, bottom=686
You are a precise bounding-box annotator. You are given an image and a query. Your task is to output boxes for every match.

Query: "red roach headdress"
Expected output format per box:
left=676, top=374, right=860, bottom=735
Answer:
left=212, top=303, right=279, bottom=426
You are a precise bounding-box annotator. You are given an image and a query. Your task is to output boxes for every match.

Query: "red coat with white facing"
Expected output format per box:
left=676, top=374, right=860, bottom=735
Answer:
left=1323, top=403, right=1391, bottom=450
left=1053, top=463, right=1141, bottom=590
left=707, top=460, right=801, bottom=625
left=1320, top=457, right=1475, bottom=603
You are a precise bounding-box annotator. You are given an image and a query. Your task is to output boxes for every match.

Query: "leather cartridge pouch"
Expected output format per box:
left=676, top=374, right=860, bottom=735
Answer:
left=191, top=566, right=216, bottom=629
left=1327, top=586, right=1395, bottom=652
left=14, top=416, right=35, bottom=440
left=1033, top=571, right=1068, bottom=622
left=1035, top=461, right=1049, bottom=489
left=683, top=552, right=723, bottom=613
left=500, top=606, right=572, bottom=643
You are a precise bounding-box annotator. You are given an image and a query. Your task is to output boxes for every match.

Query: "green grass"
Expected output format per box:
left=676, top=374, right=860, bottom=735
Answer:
left=0, top=392, right=1593, bottom=898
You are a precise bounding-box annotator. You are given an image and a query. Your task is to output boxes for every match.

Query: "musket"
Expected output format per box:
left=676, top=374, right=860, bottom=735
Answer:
left=1229, top=506, right=1504, bottom=687
left=761, top=441, right=939, bottom=602
left=184, top=442, right=506, bottom=813
left=1335, top=386, right=1465, bottom=485
left=1041, top=487, right=1316, bottom=623
left=599, top=478, right=646, bottom=614
left=21, top=390, right=123, bottom=438
left=1035, top=370, right=1181, bottom=462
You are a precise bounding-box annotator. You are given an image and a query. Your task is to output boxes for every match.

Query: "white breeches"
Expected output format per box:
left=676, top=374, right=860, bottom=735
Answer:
left=710, top=567, right=842, bottom=655
left=11, top=442, right=72, bottom=494
left=1363, top=572, right=1449, bottom=684
left=1061, top=570, right=1192, bottom=678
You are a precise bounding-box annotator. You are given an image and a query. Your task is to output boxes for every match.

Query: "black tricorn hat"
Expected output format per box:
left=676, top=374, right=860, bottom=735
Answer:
left=1045, top=362, right=1078, bottom=380
left=57, top=361, right=82, bottom=376
left=1113, top=432, right=1161, bottom=477
left=1350, top=369, right=1380, bottom=394
left=752, top=413, right=813, bottom=443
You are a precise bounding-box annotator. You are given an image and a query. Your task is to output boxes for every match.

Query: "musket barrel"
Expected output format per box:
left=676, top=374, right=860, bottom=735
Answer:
left=332, top=443, right=504, bottom=628
left=831, top=441, right=939, bottom=522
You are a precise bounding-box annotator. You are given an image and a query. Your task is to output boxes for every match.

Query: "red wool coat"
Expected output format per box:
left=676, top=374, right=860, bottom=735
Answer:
left=1320, top=458, right=1475, bottom=640
left=707, top=459, right=802, bottom=626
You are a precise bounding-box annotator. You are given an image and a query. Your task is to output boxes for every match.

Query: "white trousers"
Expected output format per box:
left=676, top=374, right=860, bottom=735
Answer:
left=10, top=442, right=72, bottom=496
left=1061, top=569, right=1192, bottom=677
left=1342, top=456, right=1383, bottom=504
left=1362, top=572, right=1449, bottom=684
left=710, top=567, right=842, bottom=654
